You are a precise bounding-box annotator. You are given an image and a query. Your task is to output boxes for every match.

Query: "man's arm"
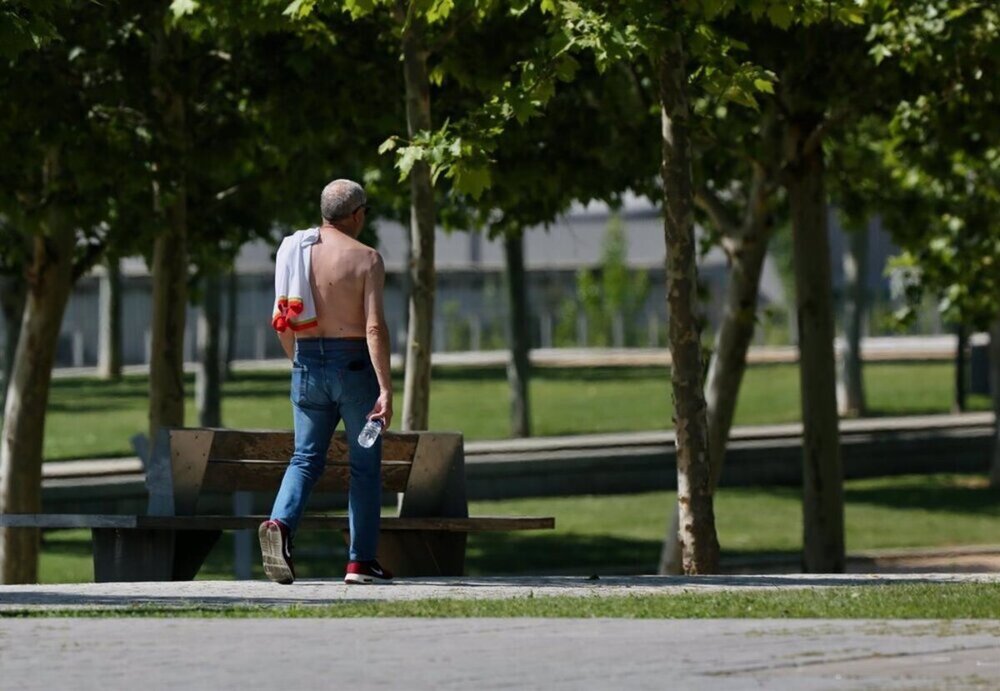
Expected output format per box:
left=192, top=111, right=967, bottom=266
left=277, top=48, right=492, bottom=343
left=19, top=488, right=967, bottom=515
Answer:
left=277, top=329, right=295, bottom=361
left=363, top=251, right=393, bottom=429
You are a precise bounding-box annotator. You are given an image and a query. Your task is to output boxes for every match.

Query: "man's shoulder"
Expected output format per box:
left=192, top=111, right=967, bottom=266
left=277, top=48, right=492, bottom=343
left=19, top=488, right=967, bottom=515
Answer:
left=277, top=228, right=318, bottom=252
left=344, top=238, right=382, bottom=263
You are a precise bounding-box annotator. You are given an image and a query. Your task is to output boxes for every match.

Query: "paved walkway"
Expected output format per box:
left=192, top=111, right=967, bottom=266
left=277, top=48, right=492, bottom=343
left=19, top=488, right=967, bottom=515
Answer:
left=2, top=617, right=999, bottom=690
left=1, top=573, right=998, bottom=610
left=3, top=575, right=999, bottom=690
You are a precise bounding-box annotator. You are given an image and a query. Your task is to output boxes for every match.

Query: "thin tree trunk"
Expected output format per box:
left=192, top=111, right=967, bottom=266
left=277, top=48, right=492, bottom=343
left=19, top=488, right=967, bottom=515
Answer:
left=148, top=223, right=187, bottom=443
left=399, top=226, right=413, bottom=364
left=660, top=166, right=775, bottom=574
left=0, top=275, right=27, bottom=415
left=223, top=268, right=237, bottom=380
left=148, top=22, right=189, bottom=445
left=399, top=12, right=436, bottom=432
left=988, top=318, right=1000, bottom=488
left=954, top=324, right=967, bottom=413
left=504, top=232, right=531, bottom=438
left=839, top=222, right=867, bottom=416
left=786, top=121, right=845, bottom=573
left=0, top=161, right=77, bottom=583
left=97, top=257, right=123, bottom=380
left=196, top=272, right=222, bottom=428
left=656, top=31, right=719, bottom=575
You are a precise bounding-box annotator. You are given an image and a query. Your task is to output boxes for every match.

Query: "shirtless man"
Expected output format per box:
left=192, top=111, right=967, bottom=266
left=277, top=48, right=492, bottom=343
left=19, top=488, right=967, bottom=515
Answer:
left=259, top=179, right=394, bottom=585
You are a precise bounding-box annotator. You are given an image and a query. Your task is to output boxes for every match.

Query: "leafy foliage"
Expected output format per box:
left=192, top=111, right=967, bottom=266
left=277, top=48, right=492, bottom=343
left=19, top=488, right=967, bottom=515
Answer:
left=0, top=0, right=60, bottom=58
left=864, top=2, right=999, bottom=327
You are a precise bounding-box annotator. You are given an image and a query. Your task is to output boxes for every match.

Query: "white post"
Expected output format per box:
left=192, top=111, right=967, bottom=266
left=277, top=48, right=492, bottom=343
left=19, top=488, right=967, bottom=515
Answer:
left=470, top=314, right=482, bottom=351
left=434, top=317, right=445, bottom=353
left=612, top=313, right=625, bottom=348
left=72, top=330, right=85, bottom=368
left=255, top=325, right=266, bottom=361
left=576, top=313, right=588, bottom=347
left=541, top=313, right=553, bottom=348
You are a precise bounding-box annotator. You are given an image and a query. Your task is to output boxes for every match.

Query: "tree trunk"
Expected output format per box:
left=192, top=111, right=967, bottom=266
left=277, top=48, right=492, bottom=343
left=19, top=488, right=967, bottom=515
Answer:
left=786, top=122, right=845, bottom=573
left=954, top=324, right=967, bottom=413
left=988, top=318, right=1000, bottom=488
left=148, top=224, right=188, bottom=443
left=399, top=14, right=436, bottom=432
left=839, top=221, right=867, bottom=416
left=0, top=188, right=76, bottom=583
left=656, top=32, right=719, bottom=575
left=223, top=269, right=237, bottom=380
left=399, top=224, right=413, bottom=365
left=660, top=167, right=775, bottom=575
left=504, top=232, right=531, bottom=438
left=148, top=23, right=189, bottom=445
left=0, top=274, right=27, bottom=416
left=97, top=257, right=123, bottom=381
left=196, top=272, right=222, bottom=428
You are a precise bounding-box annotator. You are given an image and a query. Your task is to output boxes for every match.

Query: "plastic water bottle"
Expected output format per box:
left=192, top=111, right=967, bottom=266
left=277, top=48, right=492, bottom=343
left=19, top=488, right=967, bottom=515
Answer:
left=358, top=418, right=383, bottom=449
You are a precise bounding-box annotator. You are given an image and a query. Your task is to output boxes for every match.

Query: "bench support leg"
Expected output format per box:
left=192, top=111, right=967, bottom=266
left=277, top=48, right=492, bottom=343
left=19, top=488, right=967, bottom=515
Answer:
left=172, top=529, right=222, bottom=581
left=93, top=528, right=175, bottom=583
left=92, top=528, right=222, bottom=582
left=373, top=531, right=467, bottom=577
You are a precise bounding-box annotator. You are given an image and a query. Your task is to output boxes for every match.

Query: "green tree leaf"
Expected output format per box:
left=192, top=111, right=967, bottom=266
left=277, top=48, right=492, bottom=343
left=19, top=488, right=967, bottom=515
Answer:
left=170, top=0, right=200, bottom=19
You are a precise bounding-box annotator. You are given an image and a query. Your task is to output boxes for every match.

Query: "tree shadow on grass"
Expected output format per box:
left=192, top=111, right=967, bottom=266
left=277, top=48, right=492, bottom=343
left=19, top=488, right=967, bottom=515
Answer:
left=467, top=533, right=661, bottom=575
left=844, top=481, right=1000, bottom=517
left=218, top=386, right=292, bottom=399
left=47, top=400, right=148, bottom=414
left=431, top=365, right=671, bottom=384
left=863, top=403, right=992, bottom=417
left=40, top=532, right=93, bottom=558
left=535, top=366, right=669, bottom=383
left=466, top=533, right=811, bottom=576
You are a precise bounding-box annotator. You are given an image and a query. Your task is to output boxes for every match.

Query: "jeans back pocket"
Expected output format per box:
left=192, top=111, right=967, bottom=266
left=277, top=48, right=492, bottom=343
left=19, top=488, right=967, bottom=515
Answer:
left=291, top=360, right=313, bottom=406
left=340, top=358, right=377, bottom=405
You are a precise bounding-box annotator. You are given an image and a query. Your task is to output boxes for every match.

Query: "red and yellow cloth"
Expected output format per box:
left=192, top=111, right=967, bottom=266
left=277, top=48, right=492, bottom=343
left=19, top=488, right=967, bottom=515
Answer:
left=272, top=228, right=320, bottom=332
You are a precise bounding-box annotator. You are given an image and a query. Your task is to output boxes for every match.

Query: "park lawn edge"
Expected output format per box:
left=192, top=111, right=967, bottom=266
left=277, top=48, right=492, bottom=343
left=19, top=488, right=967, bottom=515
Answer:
left=4, top=583, right=1000, bottom=619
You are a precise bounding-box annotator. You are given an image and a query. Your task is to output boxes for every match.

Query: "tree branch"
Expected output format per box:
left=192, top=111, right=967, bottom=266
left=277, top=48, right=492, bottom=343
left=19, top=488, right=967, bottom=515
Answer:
left=802, top=108, right=852, bottom=156
left=694, top=185, right=740, bottom=238
left=72, top=240, right=106, bottom=282
left=427, top=9, right=477, bottom=55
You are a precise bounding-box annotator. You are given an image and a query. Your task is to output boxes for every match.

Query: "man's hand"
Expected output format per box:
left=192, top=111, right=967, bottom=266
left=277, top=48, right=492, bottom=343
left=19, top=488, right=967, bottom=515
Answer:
left=368, top=390, right=393, bottom=430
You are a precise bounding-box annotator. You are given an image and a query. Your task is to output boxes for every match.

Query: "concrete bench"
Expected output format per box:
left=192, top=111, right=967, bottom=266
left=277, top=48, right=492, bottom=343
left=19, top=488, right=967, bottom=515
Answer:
left=2, top=427, right=554, bottom=582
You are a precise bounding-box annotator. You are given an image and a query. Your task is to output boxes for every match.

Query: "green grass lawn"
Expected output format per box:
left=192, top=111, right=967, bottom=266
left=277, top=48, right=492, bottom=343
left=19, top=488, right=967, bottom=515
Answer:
left=39, top=474, right=1000, bottom=584
left=8, top=584, right=1000, bottom=619
left=43, top=361, right=990, bottom=460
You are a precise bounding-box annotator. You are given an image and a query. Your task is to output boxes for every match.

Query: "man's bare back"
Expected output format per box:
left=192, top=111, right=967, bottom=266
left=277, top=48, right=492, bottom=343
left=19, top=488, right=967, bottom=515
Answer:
left=296, top=228, right=378, bottom=339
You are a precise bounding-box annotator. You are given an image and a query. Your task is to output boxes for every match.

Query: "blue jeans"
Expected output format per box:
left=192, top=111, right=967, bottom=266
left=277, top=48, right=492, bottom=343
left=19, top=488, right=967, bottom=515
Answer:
left=270, top=337, right=382, bottom=562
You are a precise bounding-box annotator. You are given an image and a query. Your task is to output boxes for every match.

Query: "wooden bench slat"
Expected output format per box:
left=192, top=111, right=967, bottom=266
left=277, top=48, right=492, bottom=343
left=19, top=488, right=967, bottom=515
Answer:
left=204, top=429, right=421, bottom=463
left=201, top=459, right=412, bottom=493
left=1, top=514, right=555, bottom=532
left=0, top=514, right=139, bottom=529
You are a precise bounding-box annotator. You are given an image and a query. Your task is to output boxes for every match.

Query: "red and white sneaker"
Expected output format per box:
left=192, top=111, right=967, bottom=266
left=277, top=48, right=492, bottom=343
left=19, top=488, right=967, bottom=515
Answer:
left=344, top=560, right=393, bottom=585
left=258, top=519, right=295, bottom=585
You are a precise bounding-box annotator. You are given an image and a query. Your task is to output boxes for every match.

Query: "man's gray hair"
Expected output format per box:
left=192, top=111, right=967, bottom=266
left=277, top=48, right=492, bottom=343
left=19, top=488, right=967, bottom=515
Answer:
left=320, top=179, right=366, bottom=222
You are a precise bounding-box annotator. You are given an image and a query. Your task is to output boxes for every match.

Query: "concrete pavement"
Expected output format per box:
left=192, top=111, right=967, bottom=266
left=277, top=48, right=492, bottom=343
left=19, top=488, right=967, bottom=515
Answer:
left=1, top=617, right=999, bottom=690
left=3, top=575, right=999, bottom=690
